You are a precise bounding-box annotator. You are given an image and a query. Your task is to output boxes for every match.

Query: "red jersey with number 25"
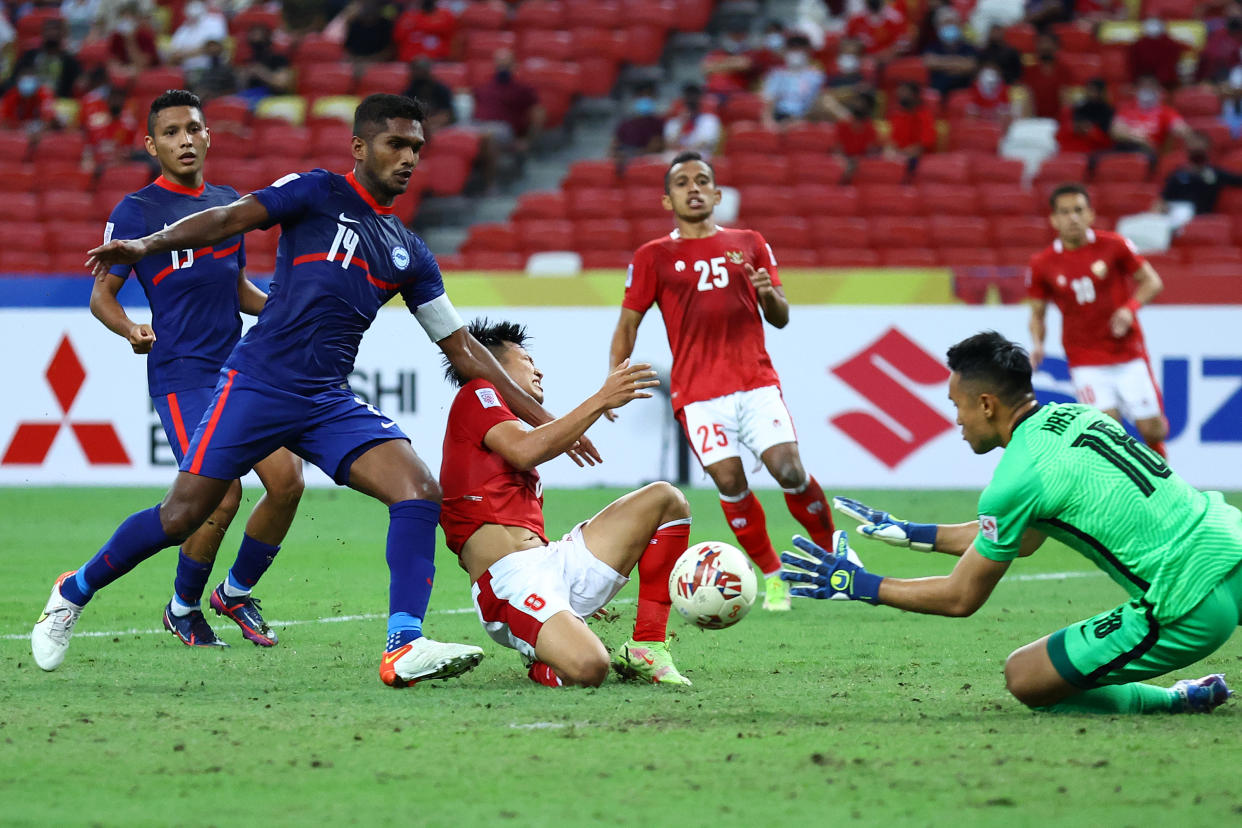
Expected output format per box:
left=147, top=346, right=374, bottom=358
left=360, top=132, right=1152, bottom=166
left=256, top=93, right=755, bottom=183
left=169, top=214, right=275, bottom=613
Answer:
left=624, top=227, right=782, bottom=412
left=1027, top=229, right=1148, bottom=367
left=439, top=379, right=546, bottom=556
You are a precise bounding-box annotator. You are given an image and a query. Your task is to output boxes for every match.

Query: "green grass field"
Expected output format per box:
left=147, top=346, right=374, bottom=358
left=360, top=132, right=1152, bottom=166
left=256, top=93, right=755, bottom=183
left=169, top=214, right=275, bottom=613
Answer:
left=3, top=486, right=1240, bottom=827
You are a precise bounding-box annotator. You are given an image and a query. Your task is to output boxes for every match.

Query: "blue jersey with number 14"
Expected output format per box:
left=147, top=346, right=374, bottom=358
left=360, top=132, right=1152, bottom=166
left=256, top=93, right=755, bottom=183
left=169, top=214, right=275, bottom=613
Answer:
left=229, top=169, right=445, bottom=395
left=106, top=176, right=246, bottom=396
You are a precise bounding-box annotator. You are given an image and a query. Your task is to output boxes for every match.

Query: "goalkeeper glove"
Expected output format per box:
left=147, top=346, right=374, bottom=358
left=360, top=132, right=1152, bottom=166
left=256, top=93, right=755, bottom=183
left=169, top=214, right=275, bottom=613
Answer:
left=779, top=531, right=883, bottom=604
left=832, top=496, right=937, bottom=552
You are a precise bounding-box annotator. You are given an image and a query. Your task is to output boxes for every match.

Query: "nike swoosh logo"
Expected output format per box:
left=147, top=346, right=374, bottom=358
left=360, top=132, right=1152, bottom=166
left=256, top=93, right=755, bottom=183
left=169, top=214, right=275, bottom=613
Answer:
left=338, top=213, right=359, bottom=224
left=382, top=646, right=409, bottom=666
left=381, top=421, right=397, bottom=429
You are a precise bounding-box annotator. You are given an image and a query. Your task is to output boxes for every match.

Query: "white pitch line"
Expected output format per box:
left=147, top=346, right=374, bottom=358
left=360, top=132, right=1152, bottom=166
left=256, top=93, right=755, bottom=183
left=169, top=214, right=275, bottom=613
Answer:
left=2, top=572, right=1104, bottom=642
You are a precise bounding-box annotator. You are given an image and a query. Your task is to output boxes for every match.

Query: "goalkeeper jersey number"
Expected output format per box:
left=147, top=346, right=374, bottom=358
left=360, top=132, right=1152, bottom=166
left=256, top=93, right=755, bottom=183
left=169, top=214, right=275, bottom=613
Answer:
left=974, top=403, right=1242, bottom=622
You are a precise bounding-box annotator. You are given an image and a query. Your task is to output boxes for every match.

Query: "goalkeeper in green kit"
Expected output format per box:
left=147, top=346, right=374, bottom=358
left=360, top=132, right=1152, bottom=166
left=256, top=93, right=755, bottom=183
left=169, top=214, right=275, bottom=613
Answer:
left=782, top=330, right=1240, bottom=714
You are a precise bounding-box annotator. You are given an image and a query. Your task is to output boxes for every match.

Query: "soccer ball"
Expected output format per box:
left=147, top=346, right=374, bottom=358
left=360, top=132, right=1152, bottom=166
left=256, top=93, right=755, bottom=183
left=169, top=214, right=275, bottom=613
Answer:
left=669, top=541, right=757, bottom=629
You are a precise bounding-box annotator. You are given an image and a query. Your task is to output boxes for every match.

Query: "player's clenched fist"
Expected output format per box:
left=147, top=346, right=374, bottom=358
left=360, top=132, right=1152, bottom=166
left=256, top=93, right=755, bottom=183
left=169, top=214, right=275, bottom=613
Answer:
left=126, top=323, right=156, bottom=354
left=595, top=358, right=659, bottom=411
left=743, top=262, right=774, bottom=294
left=87, top=239, right=148, bottom=279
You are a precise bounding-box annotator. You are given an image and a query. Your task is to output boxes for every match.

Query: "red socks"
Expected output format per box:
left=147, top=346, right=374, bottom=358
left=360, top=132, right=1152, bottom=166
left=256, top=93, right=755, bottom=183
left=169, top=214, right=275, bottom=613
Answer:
left=784, top=476, right=835, bottom=549
left=527, top=661, right=564, bottom=687
left=719, top=492, right=781, bottom=575
left=633, top=518, right=691, bottom=642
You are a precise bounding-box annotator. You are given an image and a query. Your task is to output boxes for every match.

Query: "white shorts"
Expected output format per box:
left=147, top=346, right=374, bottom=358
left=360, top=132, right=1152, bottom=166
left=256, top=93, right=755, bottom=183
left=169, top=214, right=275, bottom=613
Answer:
left=471, top=524, right=628, bottom=660
left=678, top=385, right=798, bottom=467
left=1069, top=358, right=1164, bottom=421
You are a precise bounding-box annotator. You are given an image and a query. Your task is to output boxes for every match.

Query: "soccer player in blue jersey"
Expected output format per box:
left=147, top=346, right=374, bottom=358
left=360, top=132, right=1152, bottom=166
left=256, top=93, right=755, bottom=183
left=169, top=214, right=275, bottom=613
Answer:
left=34, top=93, right=597, bottom=687
left=89, top=90, right=304, bottom=650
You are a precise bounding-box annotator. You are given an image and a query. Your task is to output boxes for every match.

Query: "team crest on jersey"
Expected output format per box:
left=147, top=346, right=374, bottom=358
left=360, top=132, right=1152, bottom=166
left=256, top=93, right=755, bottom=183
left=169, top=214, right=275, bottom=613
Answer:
left=725, top=250, right=744, bottom=264
left=475, top=387, right=501, bottom=409
left=391, top=246, right=410, bottom=270
left=1091, top=260, right=1107, bottom=279
left=979, top=514, right=998, bottom=541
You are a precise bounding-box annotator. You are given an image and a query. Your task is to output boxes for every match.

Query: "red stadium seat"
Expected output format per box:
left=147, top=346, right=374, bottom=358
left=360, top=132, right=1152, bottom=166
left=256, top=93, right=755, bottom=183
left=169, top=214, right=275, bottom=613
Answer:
left=518, top=219, right=575, bottom=252
left=424, top=155, right=472, bottom=196
left=996, top=247, right=1039, bottom=267
left=878, top=248, right=939, bottom=267
left=940, top=248, right=1000, bottom=267
left=36, top=131, right=87, bottom=163
left=729, top=155, right=791, bottom=187
left=916, top=183, right=980, bottom=216
left=970, top=155, right=1024, bottom=184
left=229, top=7, right=282, bottom=35
left=1050, top=23, right=1097, bottom=53
left=622, top=0, right=677, bottom=31
left=254, top=124, right=310, bottom=158
left=356, top=62, right=409, bottom=97
left=563, top=159, right=619, bottom=190
left=943, top=89, right=973, bottom=119
left=461, top=222, right=521, bottom=253
left=132, top=67, right=186, bottom=99
left=769, top=248, right=818, bottom=267
left=573, top=218, right=631, bottom=250
left=513, top=0, right=566, bottom=30
left=1058, top=53, right=1103, bottom=85
left=0, top=162, right=38, bottom=192
left=1003, top=23, right=1037, bottom=53
left=566, top=1, right=623, bottom=28
left=852, top=157, right=907, bottom=185
left=857, top=185, right=920, bottom=216
left=203, top=96, right=251, bottom=127
left=623, top=24, right=667, bottom=65
left=948, top=122, right=1003, bottom=153
left=1174, top=216, right=1233, bottom=247
left=783, top=122, right=836, bottom=153
left=1173, top=86, right=1222, bottom=119
left=930, top=215, right=990, bottom=247
left=298, top=64, right=354, bottom=97
left=991, top=215, right=1054, bottom=249
left=818, top=247, right=881, bottom=267
left=796, top=185, right=858, bottom=216
left=631, top=217, right=674, bottom=245
left=458, top=0, right=509, bottom=30
left=750, top=216, right=811, bottom=251
left=1217, top=189, right=1242, bottom=214
left=0, top=249, right=50, bottom=272
left=915, top=153, right=970, bottom=184
left=518, top=29, right=575, bottom=62
left=0, top=221, right=48, bottom=251
left=580, top=249, right=632, bottom=269
left=39, top=192, right=95, bottom=222
left=1098, top=46, right=1129, bottom=85
left=97, top=162, right=153, bottom=193
left=427, top=127, right=482, bottom=162
left=726, top=122, right=782, bottom=155
left=576, top=56, right=620, bottom=97
left=463, top=251, right=525, bottom=270
left=293, top=34, right=345, bottom=65
left=465, top=30, right=518, bottom=61
left=619, top=185, right=663, bottom=218
left=1093, top=153, right=1150, bottom=183
left=1183, top=245, right=1242, bottom=263
left=786, top=153, right=846, bottom=186
left=512, top=191, right=567, bottom=221
left=710, top=156, right=732, bottom=185
left=979, top=185, right=1039, bottom=216
left=721, top=93, right=765, bottom=125
left=214, top=160, right=271, bottom=194
left=882, top=56, right=928, bottom=89
left=566, top=188, right=628, bottom=219
left=737, top=185, right=795, bottom=217
left=1035, top=153, right=1089, bottom=187
left=430, top=62, right=469, bottom=90
left=868, top=216, right=931, bottom=249
left=569, top=27, right=628, bottom=63
left=309, top=121, right=352, bottom=157
left=810, top=216, right=869, bottom=246
left=1093, top=183, right=1159, bottom=217
left=0, top=130, right=31, bottom=163
left=48, top=221, right=103, bottom=255
left=623, top=157, right=669, bottom=189
left=1142, top=0, right=1196, bottom=17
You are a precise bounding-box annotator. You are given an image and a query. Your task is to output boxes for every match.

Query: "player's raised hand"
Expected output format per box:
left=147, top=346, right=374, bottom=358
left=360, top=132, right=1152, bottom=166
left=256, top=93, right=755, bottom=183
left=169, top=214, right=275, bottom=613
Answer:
left=832, top=496, right=937, bottom=551
left=86, top=239, right=147, bottom=279
left=596, top=358, right=659, bottom=412
left=127, top=323, right=156, bottom=354
left=779, top=532, right=883, bottom=604
left=564, top=433, right=602, bottom=467
left=1108, top=305, right=1134, bottom=338
left=744, top=263, right=774, bottom=294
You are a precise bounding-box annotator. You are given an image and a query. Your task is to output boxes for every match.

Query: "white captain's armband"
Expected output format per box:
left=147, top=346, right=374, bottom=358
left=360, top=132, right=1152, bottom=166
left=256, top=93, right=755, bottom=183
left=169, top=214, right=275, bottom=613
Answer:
left=414, top=293, right=465, bottom=342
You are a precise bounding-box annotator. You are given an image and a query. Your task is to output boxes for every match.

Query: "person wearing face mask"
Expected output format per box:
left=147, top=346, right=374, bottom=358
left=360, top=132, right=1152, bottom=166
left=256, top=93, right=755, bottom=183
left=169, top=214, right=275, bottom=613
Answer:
left=663, top=83, right=721, bottom=157
left=235, top=23, right=294, bottom=104
left=1110, top=74, right=1192, bottom=160
left=846, top=0, right=910, bottom=60
left=168, top=0, right=228, bottom=74
left=106, top=2, right=160, bottom=79
left=1020, top=32, right=1072, bottom=119
left=394, top=0, right=457, bottom=63
left=11, top=17, right=80, bottom=98
left=924, top=6, right=978, bottom=95
left=1157, top=135, right=1242, bottom=217
left=966, top=62, right=1012, bottom=124
left=1129, top=17, right=1187, bottom=88
left=0, top=69, right=60, bottom=134
left=825, top=37, right=868, bottom=96
left=976, top=24, right=1022, bottom=84
left=761, top=34, right=825, bottom=123
left=1199, top=12, right=1242, bottom=81
left=612, top=81, right=665, bottom=161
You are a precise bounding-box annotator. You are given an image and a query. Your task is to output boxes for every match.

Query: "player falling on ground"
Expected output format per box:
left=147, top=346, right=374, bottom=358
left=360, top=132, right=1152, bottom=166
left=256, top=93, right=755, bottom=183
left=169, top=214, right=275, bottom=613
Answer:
left=1028, top=183, right=1168, bottom=456
left=90, top=89, right=303, bottom=650
left=34, top=94, right=599, bottom=687
left=607, top=150, right=835, bottom=613
left=440, top=319, right=694, bottom=686
left=784, top=331, right=1236, bottom=714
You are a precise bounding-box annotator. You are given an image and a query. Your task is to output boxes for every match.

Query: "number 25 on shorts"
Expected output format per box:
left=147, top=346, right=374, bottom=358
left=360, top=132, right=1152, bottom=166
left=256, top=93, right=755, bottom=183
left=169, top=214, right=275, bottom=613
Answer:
left=696, top=423, right=728, bottom=455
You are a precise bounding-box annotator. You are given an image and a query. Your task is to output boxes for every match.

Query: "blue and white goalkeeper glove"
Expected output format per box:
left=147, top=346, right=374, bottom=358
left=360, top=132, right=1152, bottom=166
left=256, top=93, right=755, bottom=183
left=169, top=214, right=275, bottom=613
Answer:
left=832, top=496, right=937, bottom=552
left=779, top=531, right=883, bottom=604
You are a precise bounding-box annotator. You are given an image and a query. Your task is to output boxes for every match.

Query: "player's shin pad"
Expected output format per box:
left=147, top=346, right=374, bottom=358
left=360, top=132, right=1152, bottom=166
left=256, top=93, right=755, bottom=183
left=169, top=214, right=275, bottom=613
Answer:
left=832, top=496, right=936, bottom=552
left=779, top=532, right=883, bottom=604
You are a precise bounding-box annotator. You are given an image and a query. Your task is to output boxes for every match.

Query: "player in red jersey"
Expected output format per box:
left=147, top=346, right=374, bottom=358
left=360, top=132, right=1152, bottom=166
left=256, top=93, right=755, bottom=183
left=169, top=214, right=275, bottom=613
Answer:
left=440, top=319, right=694, bottom=687
left=1028, top=183, right=1168, bottom=455
left=607, top=151, right=836, bottom=613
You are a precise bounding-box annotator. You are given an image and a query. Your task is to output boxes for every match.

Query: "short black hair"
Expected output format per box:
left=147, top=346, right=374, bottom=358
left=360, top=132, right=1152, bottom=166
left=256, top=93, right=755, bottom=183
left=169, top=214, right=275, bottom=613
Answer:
left=1049, top=182, right=1090, bottom=209
left=353, top=93, right=426, bottom=141
left=147, top=89, right=202, bottom=135
left=664, top=150, right=715, bottom=193
left=946, top=331, right=1033, bottom=406
left=443, top=318, right=530, bottom=387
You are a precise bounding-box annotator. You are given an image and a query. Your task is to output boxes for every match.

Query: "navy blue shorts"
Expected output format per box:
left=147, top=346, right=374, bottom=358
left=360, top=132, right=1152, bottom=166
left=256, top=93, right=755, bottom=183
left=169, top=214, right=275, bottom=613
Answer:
left=152, top=387, right=215, bottom=464
left=179, top=369, right=409, bottom=484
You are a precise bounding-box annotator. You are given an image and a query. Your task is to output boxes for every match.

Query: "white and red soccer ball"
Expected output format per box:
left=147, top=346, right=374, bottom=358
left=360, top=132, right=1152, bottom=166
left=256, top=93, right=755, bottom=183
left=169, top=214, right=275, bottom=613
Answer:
left=669, top=541, right=757, bottom=629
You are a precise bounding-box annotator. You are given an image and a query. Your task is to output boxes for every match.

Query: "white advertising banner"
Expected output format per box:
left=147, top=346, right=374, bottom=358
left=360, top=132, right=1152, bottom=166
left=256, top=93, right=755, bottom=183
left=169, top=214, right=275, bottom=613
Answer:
left=1, top=306, right=1240, bottom=490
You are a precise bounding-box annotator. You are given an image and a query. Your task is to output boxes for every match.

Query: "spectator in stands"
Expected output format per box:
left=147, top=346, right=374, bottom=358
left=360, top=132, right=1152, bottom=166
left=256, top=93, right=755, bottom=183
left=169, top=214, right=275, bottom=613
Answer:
left=1200, top=11, right=1242, bottom=82
left=611, top=80, right=664, bottom=162
left=1074, top=77, right=1115, bottom=133
left=473, top=48, right=543, bottom=189
left=823, top=37, right=869, bottom=99
left=761, top=34, right=825, bottom=123
left=82, top=80, right=141, bottom=169
left=1111, top=74, right=1192, bottom=162
left=11, top=17, right=80, bottom=98
left=167, top=0, right=228, bottom=75
left=1129, top=18, right=1187, bottom=89
left=914, top=0, right=948, bottom=54
left=1056, top=108, right=1112, bottom=153
left=190, top=39, right=237, bottom=100
left=834, top=89, right=881, bottom=157
left=976, top=24, right=1022, bottom=85
left=403, top=56, right=454, bottom=132
left=1025, top=0, right=1073, bottom=28
left=966, top=62, right=1012, bottom=124
left=0, top=67, right=60, bottom=134
left=106, top=2, right=160, bottom=81
left=846, top=0, right=909, bottom=61
left=235, top=23, right=294, bottom=105
left=924, top=6, right=977, bottom=96
left=93, top=0, right=154, bottom=33
left=702, top=21, right=779, bottom=98
left=61, top=0, right=96, bottom=49
left=394, top=0, right=457, bottom=63
left=1220, top=66, right=1242, bottom=138
left=663, top=83, right=722, bottom=158
left=887, top=80, right=937, bottom=165
left=1020, top=32, right=1072, bottom=120
left=1157, top=134, right=1242, bottom=216
left=337, top=0, right=396, bottom=63
left=1075, top=0, right=1127, bottom=22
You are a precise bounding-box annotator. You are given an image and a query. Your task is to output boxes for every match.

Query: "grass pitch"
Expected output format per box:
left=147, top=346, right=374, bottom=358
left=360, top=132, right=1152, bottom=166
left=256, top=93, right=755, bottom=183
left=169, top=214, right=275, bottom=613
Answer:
left=3, top=486, right=1240, bottom=827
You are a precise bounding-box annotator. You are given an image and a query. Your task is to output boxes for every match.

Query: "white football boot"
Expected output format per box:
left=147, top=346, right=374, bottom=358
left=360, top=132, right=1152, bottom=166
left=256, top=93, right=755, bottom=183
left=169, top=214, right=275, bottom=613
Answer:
left=32, top=571, right=84, bottom=671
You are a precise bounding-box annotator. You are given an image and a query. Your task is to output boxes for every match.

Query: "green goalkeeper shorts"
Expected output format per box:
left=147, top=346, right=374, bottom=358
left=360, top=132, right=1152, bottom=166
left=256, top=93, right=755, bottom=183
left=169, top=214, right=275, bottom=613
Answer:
left=1047, top=563, right=1242, bottom=689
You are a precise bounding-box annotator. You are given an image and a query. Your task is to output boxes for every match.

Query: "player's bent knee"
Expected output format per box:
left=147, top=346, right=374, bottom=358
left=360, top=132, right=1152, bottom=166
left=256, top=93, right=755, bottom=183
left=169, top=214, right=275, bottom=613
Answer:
left=215, top=481, right=244, bottom=519
left=1004, top=651, right=1063, bottom=708
left=772, top=463, right=806, bottom=490
left=558, top=651, right=610, bottom=687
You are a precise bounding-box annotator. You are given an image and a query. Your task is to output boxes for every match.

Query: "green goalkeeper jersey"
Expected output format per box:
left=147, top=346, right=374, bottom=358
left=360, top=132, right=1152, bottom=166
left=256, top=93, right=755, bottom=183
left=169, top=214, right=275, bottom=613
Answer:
left=974, top=403, right=1242, bottom=623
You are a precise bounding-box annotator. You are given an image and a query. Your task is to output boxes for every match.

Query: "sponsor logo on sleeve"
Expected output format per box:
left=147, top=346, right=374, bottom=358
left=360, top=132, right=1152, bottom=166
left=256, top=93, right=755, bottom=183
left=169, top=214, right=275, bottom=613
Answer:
left=979, top=515, right=998, bottom=542
left=475, top=387, right=501, bottom=409
left=271, top=173, right=300, bottom=188
left=391, top=246, right=410, bottom=269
